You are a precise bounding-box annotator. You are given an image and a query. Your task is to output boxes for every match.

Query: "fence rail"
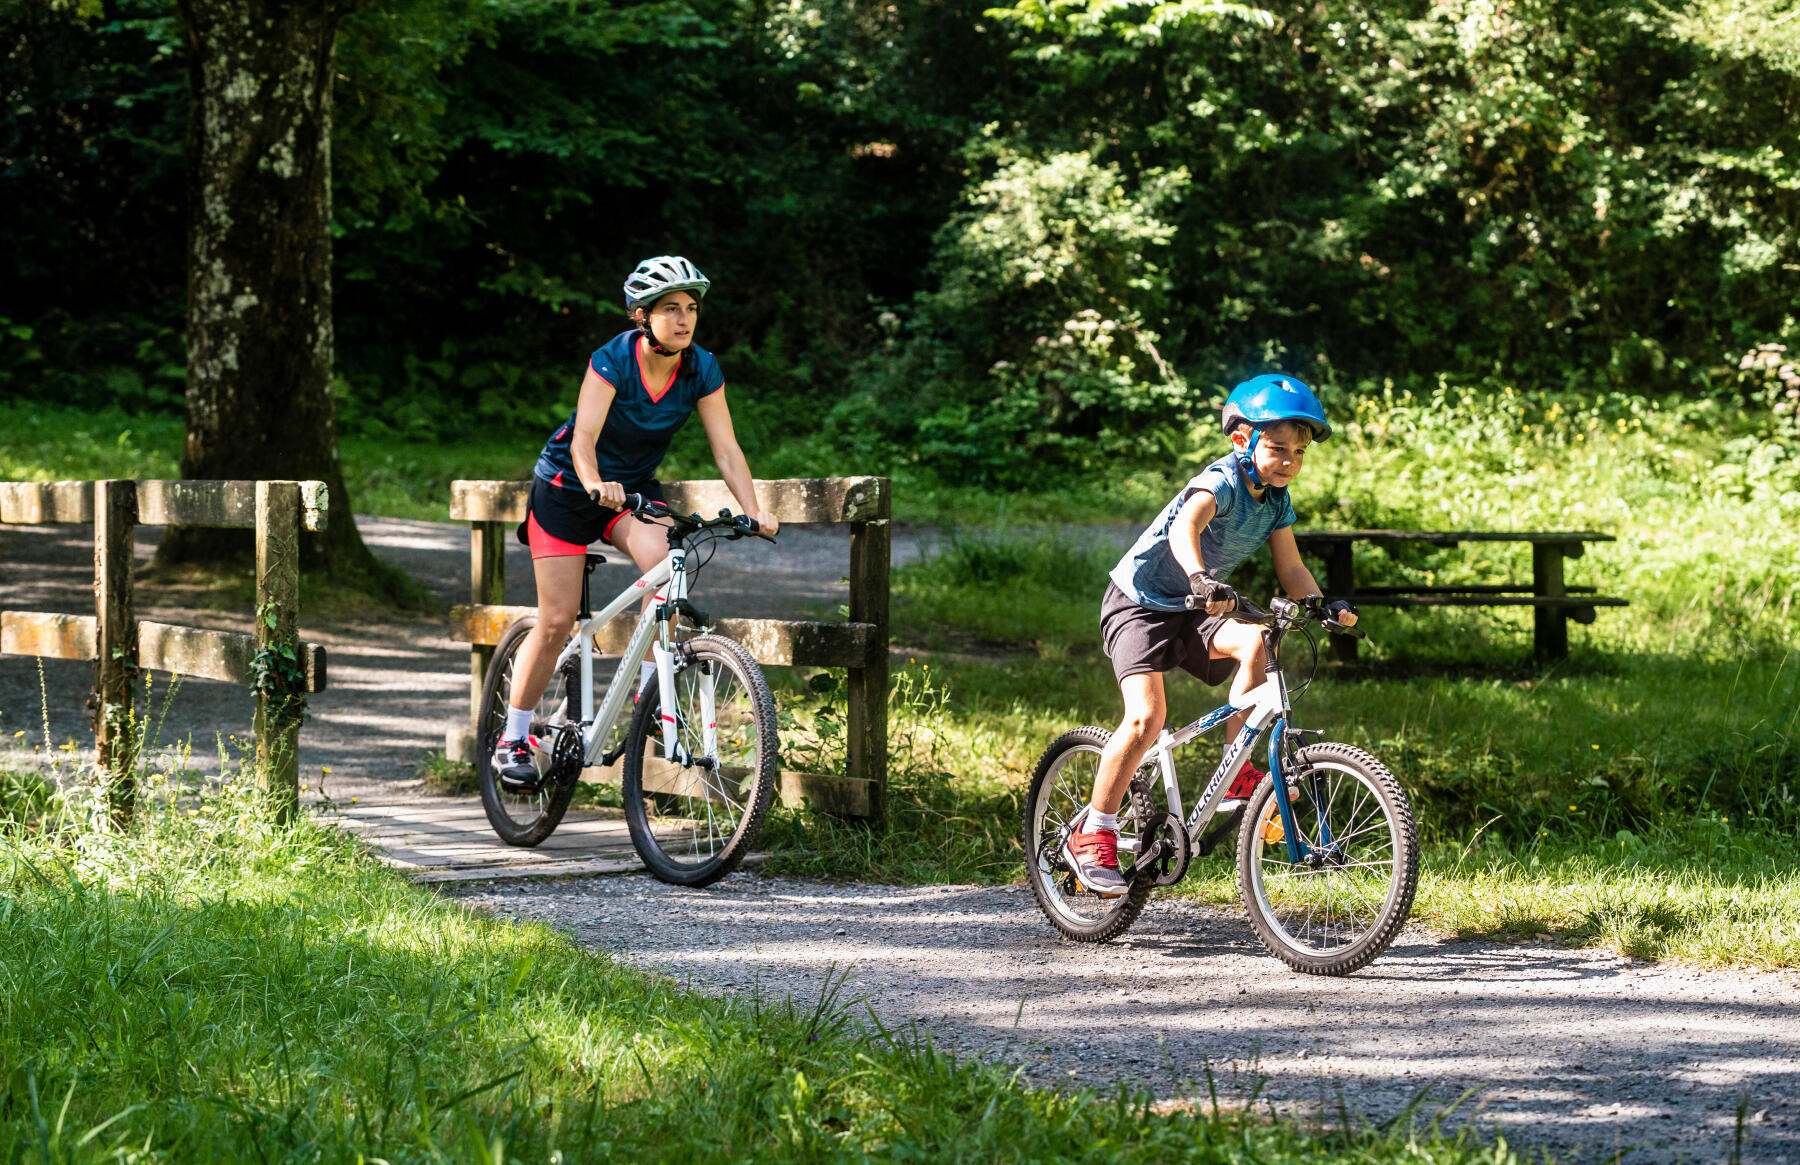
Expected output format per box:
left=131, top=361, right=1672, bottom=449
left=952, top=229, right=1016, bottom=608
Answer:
left=0, top=479, right=330, bottom=531
left=445, top=475, right=891, bottom=820
left=0, top=478, right=329, bottom=823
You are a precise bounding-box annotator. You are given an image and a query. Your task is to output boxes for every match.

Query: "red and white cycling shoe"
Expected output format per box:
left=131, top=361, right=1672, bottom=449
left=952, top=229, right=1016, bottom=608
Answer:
left=1217, top=761, right=1265, bottom=813
left=1061, top=808, right=1130, bottom=898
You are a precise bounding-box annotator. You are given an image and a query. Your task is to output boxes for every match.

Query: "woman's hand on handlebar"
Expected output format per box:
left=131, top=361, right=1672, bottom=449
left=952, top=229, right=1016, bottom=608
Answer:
left=587, top=480, right=626, bottom=509
left=750, top=510, right=779, bottom=538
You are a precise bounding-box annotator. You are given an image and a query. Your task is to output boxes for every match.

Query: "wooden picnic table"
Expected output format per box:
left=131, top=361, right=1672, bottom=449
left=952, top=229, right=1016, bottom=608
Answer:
left=1289, top=530, right=1628, bottom=660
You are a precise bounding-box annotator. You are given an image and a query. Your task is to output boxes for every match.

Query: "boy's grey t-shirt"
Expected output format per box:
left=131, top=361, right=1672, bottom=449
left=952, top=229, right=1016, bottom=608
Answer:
left=1108, top=453, right=1298, bottom=612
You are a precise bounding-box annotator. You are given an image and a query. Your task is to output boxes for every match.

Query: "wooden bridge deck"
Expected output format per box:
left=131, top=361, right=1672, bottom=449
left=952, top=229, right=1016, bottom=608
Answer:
left=333, top=799, right=644, bottom=883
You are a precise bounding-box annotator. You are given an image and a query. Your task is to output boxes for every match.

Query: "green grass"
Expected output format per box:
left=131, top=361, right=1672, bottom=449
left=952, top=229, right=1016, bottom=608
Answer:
left=0, top=773, right=1525, bottom=1165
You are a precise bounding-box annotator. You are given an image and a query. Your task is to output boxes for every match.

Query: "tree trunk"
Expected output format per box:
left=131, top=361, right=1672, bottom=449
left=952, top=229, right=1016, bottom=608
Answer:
left=158, top=0, right=375, bottom=577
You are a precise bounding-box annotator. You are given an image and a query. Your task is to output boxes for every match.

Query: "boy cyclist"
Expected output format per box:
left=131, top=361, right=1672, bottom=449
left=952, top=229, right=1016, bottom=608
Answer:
left=1065, top=375, right=1357, bottom=896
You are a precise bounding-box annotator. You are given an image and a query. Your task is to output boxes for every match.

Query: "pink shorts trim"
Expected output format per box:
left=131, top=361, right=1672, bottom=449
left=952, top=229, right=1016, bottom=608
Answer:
left=603, top=510, right=629, bottom=543
left=526, top=511, right=589, bottom=559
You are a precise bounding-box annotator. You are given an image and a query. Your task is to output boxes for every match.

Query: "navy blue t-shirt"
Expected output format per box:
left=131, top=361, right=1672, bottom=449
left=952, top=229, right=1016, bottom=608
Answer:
left=533, top=331, right=726, bottom=489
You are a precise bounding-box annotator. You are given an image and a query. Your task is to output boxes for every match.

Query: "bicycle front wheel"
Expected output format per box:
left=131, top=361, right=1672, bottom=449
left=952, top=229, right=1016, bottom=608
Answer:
left=1237, top=742, right=1419, bottom=975
left=475, top=615, right=581, bottom=847
left=621, top=634, right=777, bottom=887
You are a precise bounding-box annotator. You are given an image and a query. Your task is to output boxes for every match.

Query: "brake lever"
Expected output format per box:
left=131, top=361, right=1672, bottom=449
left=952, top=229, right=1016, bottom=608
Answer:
left=1322, top=619, right=1367, bottom=639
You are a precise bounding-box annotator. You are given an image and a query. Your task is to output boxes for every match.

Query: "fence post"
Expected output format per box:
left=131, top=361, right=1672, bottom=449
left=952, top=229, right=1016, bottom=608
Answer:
left=461, top=519, right=506, bottom=762
left=255, top=480, right=302, bottom=822
left=93, top=479, right=138, bottom=826
left=845, top=515, right=890, bottom=822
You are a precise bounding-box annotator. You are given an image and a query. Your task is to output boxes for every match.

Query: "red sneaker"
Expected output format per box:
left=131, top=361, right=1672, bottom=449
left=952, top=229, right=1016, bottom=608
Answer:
left=1061, top=812, right=1129, bottom=897
left=1219, top=761, right=1265, bottom=810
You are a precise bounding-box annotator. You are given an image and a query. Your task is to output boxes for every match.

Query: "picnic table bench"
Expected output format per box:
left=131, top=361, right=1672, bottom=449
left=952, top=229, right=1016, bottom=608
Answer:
left=1289, top=530, right=1627, bottom=660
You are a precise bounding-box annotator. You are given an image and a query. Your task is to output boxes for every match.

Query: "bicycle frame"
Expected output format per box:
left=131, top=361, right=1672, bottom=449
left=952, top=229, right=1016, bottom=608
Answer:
left=1137, top=625, right=1320, bottom=866
left=550, top=540, right=701, bottom=769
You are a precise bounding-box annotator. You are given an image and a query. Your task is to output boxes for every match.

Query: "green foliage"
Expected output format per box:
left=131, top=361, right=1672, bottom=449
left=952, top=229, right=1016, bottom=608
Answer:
left=844, top=149, right=1194, bottom=484
left=10, top=0, right=1799, bottom=480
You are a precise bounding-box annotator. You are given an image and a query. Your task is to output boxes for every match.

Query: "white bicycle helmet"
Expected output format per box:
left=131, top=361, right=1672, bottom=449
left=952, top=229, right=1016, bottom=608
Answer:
left=623, top=255, right=711, bottom=312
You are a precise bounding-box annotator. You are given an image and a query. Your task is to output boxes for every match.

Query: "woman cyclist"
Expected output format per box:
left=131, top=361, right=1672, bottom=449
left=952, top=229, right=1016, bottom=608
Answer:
left=491, top=255, right=778, bottom=788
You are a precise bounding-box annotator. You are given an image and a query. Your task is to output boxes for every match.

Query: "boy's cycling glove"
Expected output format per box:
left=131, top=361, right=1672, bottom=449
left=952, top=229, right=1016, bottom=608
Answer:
left=1302, top=594, right=1358, bottom=621
left=1188, top=571, right=1239, bottom=611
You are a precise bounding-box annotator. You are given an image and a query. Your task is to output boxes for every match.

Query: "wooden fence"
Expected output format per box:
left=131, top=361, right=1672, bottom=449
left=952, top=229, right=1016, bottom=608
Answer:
left=444, top=476, right=891, bottom=819
left=0, top=479, right=330, bottom=823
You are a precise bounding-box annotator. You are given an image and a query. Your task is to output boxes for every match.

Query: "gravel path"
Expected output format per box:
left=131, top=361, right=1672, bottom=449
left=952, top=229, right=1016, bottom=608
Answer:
left=6, top=512, right=1797, bottom=1163
left=447, top=872, right=1800, bottom=1163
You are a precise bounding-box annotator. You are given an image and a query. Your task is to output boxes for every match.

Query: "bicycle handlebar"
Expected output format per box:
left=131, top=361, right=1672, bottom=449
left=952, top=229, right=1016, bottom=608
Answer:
left=622, top=494, right=775, bottom=542
left=1183, top=591, right=1366, bottom=638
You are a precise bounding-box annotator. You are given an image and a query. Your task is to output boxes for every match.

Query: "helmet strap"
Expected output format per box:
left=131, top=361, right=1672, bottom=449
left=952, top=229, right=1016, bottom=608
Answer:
left=637, top=311, right=679, bottom=358
left=1235, top=426, right=1267, bottom=490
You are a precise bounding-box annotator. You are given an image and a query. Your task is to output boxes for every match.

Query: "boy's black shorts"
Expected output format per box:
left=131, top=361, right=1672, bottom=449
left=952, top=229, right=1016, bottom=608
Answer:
left=1099, top=582, right=1236, bottom=686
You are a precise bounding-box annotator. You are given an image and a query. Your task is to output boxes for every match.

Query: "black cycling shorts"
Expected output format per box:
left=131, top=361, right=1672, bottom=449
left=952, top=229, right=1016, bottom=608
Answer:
left=517, top=475, right=663, bottom=557
left=1099, top=582, right=1236, bottom=686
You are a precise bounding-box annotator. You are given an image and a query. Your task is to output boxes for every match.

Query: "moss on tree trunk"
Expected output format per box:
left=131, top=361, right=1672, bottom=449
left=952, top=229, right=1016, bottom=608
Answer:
left=158, top=0, right=379, bottom=582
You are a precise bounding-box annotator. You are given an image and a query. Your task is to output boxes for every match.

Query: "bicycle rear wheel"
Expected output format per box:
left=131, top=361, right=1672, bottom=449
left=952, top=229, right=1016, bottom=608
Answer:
left=621, top=634, right=777, bottom=887
left=1024, top=727, right=1154, bottom=942
left=475, top=615, right=580, bottom=847
left=1237, top=742, right=1418, bottom=975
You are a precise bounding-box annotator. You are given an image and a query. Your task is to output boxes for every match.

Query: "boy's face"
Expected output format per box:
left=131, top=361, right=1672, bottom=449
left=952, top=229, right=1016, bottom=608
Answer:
left=1232, top=420, right=1312, bottom=489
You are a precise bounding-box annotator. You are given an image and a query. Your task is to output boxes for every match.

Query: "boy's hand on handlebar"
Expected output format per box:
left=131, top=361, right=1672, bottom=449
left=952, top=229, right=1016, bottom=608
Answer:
left=1326, top=598, right=1359, bottom=628
left=751, top=510, right=779, bottom=538
left=587, top=481, right=626, bottom=509
left=1187, top=571, right=1238, bottom=616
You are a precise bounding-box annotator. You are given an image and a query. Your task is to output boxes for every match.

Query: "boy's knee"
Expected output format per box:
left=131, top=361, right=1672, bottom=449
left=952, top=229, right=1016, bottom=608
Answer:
left=1213, top=622, right=1264, bottom=662
left=1116, top=706, right=1164, bottom=742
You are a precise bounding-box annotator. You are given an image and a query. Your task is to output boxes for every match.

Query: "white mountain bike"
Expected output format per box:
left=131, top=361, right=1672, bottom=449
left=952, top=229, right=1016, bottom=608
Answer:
left=476, top=495, right=779, bottom=886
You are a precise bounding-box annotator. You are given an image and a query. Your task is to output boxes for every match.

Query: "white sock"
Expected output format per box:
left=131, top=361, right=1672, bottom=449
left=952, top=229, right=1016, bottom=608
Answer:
left=639, top=660, right=656, bottom=690
left=504, top=705, right=534, bottom=743
left=1086, top=807, right=1118, bottom=833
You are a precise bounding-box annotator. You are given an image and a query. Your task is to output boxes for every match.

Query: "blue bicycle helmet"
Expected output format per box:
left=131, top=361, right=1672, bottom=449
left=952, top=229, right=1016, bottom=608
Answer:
left=1220, top=374, right=1330, bottom=488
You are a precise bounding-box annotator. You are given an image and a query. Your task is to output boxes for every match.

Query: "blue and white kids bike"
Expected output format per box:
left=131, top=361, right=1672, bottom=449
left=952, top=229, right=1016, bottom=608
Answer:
left=1026, top=595, right=1419, bottom=975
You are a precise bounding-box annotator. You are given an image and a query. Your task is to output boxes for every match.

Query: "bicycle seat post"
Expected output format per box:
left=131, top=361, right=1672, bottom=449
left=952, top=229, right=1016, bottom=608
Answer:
left=579, top=551, right=603, bottom=621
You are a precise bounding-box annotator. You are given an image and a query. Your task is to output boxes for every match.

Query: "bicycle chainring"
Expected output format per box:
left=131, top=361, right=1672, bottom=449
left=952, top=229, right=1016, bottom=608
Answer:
left=547, top=722, right=585, bottom=788
left=1131, top=810, right=1193, bottom=887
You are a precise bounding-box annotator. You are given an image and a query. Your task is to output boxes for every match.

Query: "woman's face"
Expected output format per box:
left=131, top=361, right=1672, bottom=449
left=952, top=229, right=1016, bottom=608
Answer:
left=638, top=291, right=700, bottom=351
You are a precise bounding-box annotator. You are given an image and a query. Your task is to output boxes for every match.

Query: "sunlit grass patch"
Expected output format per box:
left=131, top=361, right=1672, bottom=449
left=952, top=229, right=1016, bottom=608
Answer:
left=1410, top=826, right=1800, bottom=967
